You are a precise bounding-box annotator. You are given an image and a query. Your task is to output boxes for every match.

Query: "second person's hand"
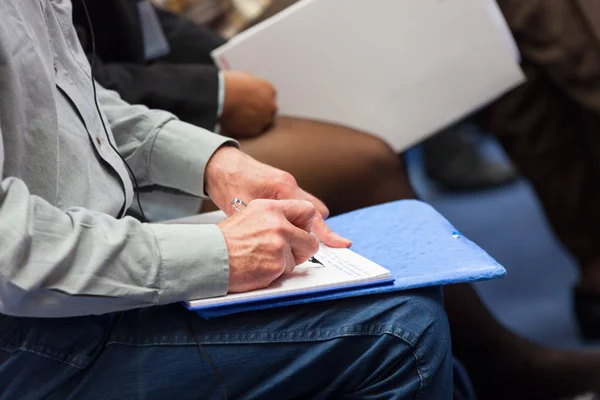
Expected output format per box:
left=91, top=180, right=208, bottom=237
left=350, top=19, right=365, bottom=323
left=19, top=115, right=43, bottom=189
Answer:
left=220, top=71, right=277, bottom=138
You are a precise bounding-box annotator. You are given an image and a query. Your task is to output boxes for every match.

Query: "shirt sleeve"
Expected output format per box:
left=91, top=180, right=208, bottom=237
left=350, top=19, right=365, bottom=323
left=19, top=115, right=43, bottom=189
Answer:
left=0, top=182, right=231, bottom=318
left=0, top=116, right=232, bottom=319
left=96, top=82, right=237, bottom=198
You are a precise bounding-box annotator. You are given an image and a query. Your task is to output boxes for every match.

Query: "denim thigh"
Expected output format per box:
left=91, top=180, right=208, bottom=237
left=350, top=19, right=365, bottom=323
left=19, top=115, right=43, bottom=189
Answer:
left=0, top=288, right=452, bottom=400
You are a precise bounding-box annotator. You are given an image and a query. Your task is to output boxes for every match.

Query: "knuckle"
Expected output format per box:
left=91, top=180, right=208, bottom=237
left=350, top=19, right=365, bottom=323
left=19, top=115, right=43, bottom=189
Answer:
left=268, top=236, right=289, bottom=255
left=295, top=199, right=316, bottom=215
left=262, top=199, right=280, bottom=212
left=248, top=199, right=269, bottom=211
left=303, top=200, right=316, bottom=213
left=273, top=220, right=288, bottom=234
left=270, top=236, right=288, bottom=252
left=267, top=261, right=284, bottom=275
left=265, top=215, right=287, bottom=233
left=277, top=171, right=297, bottom=187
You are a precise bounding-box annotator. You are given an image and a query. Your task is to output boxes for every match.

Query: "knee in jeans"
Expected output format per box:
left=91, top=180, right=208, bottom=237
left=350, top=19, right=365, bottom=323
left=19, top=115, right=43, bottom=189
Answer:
left=369, top=289, right=451, bottom=371
left=362, top=290, right=452, bottom=395
left=408, top=293, right=452, bottom=391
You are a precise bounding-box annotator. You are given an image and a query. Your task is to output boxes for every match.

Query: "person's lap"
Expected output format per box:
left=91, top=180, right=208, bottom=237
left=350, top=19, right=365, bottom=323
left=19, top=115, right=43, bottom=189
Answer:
left=0, top=288, right=452, bottom=400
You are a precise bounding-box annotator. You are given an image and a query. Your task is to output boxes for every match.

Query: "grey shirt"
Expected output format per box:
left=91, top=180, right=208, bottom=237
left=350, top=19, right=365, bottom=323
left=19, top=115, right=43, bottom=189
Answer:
left=0, top=0, right=236, bottom=317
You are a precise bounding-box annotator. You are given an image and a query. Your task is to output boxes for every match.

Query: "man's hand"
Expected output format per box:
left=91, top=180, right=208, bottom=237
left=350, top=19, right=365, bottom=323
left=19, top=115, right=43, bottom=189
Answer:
left=218, top=199, right=319, bottom=292
left=206, top=146, right=351, bottom=248
left=220, top=71, right=277, bottom=138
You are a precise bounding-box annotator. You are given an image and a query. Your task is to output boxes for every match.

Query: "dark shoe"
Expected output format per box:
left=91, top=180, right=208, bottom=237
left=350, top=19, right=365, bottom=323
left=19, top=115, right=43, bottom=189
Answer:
left=423, top=124, right=518, bottom=191
left=573, top=286, right=600, bottom=341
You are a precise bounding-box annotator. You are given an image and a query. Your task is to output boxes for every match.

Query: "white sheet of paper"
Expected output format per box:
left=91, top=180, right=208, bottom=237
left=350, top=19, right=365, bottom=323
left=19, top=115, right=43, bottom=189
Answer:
left=481, top=0, right=520, bottom=61
left=212, top=0, right=525, bottom=152
left=185, top=244, right=392, bottom=308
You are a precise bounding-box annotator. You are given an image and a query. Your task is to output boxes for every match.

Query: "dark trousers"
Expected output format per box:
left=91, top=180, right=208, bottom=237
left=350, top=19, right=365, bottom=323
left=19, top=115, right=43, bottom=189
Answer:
left=480, top=0, right=600, bottom=267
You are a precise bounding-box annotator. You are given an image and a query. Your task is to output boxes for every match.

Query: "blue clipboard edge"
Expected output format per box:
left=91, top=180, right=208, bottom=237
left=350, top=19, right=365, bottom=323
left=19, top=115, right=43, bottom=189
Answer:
left=192, top=265, right=506, bottom=318
left=185, top=276, right=396, bottom=311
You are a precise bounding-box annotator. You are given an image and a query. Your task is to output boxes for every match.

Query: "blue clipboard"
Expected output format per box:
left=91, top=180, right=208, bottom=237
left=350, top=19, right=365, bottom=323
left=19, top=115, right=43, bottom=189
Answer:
left=190, top=200, right=505, bottom=318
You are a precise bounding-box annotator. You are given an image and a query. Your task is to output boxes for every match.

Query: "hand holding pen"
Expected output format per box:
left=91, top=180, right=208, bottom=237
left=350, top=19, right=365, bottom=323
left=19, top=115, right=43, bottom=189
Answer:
left=217, top=198, right=324, bottom=293
left=232, top=198, right=323, bottom=266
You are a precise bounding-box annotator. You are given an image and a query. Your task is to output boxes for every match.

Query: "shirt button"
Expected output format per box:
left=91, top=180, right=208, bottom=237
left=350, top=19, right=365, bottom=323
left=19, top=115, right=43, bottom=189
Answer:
left=54, top=62, right=58, bottom=74
left=95, top=136, right=102, bottom=146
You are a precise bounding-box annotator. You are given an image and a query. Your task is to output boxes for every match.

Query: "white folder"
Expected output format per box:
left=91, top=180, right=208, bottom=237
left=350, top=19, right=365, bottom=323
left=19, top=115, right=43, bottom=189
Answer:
left=212, top=0, right=525, bottom=152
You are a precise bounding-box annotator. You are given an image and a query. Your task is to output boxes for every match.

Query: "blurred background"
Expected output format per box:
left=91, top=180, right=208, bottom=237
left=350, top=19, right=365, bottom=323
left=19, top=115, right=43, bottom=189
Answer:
left=153, top=0, right=600, bottom=352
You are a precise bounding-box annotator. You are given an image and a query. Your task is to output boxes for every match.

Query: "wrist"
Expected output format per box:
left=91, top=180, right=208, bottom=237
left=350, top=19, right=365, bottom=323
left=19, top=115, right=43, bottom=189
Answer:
left=204, top=145, right=241, bottom=197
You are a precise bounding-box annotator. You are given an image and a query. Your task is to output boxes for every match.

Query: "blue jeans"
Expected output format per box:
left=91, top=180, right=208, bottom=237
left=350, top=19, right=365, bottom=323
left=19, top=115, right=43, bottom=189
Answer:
left=0, top=288, right=453, bottom=399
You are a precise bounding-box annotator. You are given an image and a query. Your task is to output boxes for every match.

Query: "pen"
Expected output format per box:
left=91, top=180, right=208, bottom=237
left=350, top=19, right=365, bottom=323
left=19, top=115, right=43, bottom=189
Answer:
left=231, top=198, right=323, bottom=266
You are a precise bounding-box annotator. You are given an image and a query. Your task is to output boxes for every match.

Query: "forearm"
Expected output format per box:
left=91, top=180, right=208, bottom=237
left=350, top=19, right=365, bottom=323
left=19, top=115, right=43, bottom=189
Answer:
left=0, top=178, right=229, bottom=318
